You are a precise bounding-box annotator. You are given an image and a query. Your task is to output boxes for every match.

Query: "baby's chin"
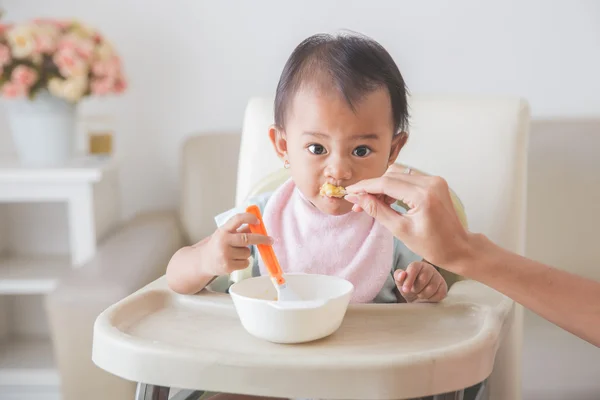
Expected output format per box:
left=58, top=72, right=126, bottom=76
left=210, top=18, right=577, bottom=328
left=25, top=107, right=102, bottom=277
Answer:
left=312, top=195, right=354, bottom=216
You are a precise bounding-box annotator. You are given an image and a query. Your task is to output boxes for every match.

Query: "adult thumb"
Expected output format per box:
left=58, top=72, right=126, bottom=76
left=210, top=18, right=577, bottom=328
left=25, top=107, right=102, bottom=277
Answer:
left=345, top=194, right=408, bottom=236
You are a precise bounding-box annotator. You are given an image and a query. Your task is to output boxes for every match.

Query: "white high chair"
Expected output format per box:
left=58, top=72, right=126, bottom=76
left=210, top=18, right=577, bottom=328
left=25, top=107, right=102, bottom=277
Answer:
left=92, top=94, right=530, bottom=400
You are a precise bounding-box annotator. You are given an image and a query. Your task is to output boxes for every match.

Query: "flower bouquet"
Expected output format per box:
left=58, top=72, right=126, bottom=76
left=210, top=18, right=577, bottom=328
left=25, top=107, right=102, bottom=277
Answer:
left=0, top=18, right=127, bottom=165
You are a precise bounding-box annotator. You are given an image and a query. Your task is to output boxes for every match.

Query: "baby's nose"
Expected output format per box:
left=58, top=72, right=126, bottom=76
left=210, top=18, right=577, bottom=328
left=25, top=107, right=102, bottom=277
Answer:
left=325, top=156, right=352, bottom=181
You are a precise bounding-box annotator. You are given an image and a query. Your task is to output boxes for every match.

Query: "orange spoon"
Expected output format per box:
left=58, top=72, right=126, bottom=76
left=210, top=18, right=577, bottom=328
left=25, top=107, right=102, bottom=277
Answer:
left=245, top=205, right=300, bottom=301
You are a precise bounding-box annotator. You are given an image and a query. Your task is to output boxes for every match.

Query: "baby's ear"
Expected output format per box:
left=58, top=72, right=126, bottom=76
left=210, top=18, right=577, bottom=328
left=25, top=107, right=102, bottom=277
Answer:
left=388, top=131, right=408, bottom=165
left=269, top=125, right=288, bottom=160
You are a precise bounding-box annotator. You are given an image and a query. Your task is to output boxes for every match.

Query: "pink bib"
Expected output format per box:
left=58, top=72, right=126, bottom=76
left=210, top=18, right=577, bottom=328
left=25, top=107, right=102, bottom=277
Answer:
left=259, top=178, right=394, bottom=303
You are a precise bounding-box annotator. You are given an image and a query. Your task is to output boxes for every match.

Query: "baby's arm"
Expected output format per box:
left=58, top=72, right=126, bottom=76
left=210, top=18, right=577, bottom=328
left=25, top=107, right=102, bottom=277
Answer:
left=394, top=261, right=448, bottom=303
left=166, top=236, right=219, bottom=295
left=166, top=212, right=272, bottom=295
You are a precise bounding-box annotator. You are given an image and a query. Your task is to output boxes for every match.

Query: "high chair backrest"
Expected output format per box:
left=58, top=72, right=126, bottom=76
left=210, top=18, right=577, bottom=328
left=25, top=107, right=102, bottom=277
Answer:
left=236, top=95, right=530, bottom=255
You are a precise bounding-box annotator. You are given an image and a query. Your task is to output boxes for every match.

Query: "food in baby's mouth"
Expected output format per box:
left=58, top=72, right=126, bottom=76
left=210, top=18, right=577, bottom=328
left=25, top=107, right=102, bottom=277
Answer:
left=320, top=183, right=347, bottom=198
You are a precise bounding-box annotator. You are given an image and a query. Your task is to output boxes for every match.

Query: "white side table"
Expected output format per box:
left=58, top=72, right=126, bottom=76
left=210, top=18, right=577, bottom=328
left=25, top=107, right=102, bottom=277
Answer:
left=0, top=156, right=120, bottom=399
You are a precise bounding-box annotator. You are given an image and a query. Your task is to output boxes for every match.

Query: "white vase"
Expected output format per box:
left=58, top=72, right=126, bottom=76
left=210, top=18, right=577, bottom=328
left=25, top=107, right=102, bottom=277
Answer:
left=5, top=90, right=76, bottom=166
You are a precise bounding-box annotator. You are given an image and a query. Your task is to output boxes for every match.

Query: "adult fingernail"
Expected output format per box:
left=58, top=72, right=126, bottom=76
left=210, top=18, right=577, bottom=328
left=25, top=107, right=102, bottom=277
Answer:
left=346, top=189, right=366, bottom=195
left=345, top=195, right=359, bottom=203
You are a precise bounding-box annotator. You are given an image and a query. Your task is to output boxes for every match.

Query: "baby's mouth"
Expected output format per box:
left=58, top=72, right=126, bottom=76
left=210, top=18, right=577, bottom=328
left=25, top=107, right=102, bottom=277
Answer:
left=319, top=182, right=347, bottom=198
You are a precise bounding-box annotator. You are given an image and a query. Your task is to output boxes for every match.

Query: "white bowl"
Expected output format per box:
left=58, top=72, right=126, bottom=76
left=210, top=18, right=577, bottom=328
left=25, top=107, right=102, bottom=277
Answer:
left=229, top=273, right=354, bottom=344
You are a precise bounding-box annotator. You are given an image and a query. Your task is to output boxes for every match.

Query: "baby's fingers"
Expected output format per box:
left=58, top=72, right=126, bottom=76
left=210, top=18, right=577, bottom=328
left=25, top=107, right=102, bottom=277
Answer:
left=394, top=269, right=407, bottom=287
left=418, top=278, right=447, bottom=302
left=416, top=279, right=442, bottom=301
left=411, top=266, right=434, bottom=294
left=429, top=278, right=448, bottom=302
left=222, top=258, right=251, bottom=273
left=222, top=212, right=259, bottom=233
left=227, top=232, right=273, bottom=247
left=400, top=262, right=423, bottom=293
left=394, top=270, right=415, bottom=302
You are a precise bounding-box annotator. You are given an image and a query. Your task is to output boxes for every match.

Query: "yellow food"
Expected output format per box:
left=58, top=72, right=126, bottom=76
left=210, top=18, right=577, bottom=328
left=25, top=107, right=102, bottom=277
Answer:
left=320, top=183, right=346, bottom=198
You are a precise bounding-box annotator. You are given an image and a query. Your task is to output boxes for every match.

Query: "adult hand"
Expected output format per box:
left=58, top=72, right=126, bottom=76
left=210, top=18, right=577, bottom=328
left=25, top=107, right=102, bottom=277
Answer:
left=346, top=165, right=600, bottom=348
left=345, top=164, right=472, bottom=272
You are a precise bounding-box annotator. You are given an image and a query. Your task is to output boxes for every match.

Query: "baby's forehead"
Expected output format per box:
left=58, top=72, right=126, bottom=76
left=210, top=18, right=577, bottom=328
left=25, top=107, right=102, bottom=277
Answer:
left=286, top=85, right=394, bottom=134
left=291, top=82, right=390, bottom=110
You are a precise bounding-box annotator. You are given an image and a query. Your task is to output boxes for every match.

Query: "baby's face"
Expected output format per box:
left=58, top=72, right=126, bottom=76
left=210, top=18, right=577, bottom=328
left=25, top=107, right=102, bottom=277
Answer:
left=275, top=86, right=404, bottom=216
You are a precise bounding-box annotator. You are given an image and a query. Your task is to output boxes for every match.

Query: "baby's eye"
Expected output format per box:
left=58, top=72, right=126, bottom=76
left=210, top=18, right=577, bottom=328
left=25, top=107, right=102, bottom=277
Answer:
left=353, top=146, right=371, bottom=157
left=308, top=144, right=327, bottom=155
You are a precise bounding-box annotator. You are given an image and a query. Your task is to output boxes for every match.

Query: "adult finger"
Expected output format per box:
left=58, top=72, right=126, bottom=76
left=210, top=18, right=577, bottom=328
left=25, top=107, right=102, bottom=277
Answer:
left=344, top=194, right=410, bottom=236
left=345, top=176, right=427, bottom=209
left=351, top=194, right=396, bottom=213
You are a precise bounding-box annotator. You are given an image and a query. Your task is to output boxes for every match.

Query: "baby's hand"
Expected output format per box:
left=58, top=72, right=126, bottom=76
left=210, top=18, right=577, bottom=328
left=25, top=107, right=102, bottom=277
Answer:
left=394, top=261, right=448, bottom=303
left=204, top=213, right=273, bottom=277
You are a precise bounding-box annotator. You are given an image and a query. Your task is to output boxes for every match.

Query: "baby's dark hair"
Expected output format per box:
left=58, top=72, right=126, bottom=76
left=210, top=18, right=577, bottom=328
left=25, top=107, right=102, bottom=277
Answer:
left=274, top=32, right=409, bottom=135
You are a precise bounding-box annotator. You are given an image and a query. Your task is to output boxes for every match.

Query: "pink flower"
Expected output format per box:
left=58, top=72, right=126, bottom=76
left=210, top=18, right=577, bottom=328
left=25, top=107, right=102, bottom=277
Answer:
left=34, top=34, right=57, bottom=53
left=58, top=34, right=94, bottom=60
left=57, top=37, right=76, bottom=52
left=91, top=60, right=109, bottom=76
left=53, top=47, right=88, bottom=77
left=55, top=21, right=70, bottom=29
left=11, top=65, right=38, bottom=87
left=0, top=24, right=12, bottom=34
left=90, top=77, right=112, bottom=95
left=114, top=77, right=127, bottom=93
left=0, top=44, right=11, bottom=66
left=92, top=56, right=120, bottom=78
left=2, top=81, right=27, bottom=98
left=75, top=39, right=94, bottom=60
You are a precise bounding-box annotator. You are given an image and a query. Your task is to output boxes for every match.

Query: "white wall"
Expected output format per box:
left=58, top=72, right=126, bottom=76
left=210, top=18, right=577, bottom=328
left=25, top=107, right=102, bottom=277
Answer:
left=527, top=119, right=600, bottom=281
left=1, top=0, right=599, bottom=221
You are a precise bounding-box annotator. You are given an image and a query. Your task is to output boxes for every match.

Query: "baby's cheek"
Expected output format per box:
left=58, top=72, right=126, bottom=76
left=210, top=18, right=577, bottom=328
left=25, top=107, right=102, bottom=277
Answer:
left=292, top=171, right=318, bottom=196
left=355, top=159, right=388, bottom=182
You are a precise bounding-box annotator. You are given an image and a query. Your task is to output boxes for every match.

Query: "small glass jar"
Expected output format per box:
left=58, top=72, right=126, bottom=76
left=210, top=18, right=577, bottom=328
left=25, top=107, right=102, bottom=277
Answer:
left=85, top=115, right=114, bottom=156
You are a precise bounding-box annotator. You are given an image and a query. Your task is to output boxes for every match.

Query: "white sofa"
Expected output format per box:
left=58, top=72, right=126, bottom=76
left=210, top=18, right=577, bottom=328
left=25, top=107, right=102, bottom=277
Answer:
left=47, top=94, right=530, bottom=400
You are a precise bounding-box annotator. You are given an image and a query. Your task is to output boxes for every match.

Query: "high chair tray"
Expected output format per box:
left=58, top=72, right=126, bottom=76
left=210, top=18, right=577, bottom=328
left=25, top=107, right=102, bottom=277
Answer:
left=93, top=276, right=514, bottom=399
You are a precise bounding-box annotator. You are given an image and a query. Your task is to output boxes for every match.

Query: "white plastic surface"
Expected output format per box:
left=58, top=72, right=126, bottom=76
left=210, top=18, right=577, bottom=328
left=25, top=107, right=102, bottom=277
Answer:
left=229, top=274, right=354, bottom=343
left=92, top=276, right=515, bottom=399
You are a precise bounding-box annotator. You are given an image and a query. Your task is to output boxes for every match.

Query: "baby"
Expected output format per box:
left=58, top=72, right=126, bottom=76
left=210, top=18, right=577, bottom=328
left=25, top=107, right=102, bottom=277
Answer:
left=167, top=32, right=447, bottom=306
